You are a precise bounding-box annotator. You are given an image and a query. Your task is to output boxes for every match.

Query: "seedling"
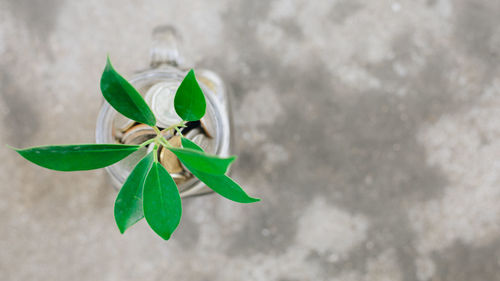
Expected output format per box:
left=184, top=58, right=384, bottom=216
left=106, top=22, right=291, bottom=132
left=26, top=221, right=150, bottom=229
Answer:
left=10, top=57, right=259, bottom=240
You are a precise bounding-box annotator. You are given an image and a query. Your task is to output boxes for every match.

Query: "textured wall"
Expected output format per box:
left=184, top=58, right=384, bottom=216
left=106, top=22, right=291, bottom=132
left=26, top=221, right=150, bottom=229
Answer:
left=1, top=0, right=500, bottom=280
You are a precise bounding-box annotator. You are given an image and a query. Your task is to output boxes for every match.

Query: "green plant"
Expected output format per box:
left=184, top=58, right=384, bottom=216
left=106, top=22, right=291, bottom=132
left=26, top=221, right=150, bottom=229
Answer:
left=9, top=56, right=260, bottom=240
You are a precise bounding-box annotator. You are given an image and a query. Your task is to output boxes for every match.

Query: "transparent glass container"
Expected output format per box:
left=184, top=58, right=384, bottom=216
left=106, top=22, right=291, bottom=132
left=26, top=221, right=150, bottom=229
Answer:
left=96, top=25, right=233, bottom=198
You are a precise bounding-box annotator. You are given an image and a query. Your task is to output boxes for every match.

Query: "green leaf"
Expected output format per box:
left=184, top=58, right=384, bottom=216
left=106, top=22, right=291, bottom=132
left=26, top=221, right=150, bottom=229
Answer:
left=174, top=69, right=206, bottom=121
left=114, top=152, right=154, bottom=234
left=179, top=137, right=260, bottom=203
left=11, top=144, right=140, bottom=171
left=100, top=56, right=156, bottom=126
left=185, top=163, right=260, bottom=204
left=194, top=171, right=259, bottom=203
left=143, top=162, right=182, bottom=240
left=180, top=137, right=203, bottom=152
left=168, top=147, right=236, bottom=175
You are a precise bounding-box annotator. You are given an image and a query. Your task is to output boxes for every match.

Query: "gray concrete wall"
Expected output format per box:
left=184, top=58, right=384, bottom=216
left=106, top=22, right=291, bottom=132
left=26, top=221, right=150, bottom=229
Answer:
left=1, top=0, right=499, bottom=280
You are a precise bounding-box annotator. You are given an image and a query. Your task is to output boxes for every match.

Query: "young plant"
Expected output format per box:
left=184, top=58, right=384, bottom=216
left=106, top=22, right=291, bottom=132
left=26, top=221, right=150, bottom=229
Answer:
left=10, top=56, right=260, bottom=240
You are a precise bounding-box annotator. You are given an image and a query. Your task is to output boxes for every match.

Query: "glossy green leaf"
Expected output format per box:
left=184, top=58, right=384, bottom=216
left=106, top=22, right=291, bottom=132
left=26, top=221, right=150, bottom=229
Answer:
left=100, top=56, right=156, bottom=126
left=180, top=137, right=203, bottom=152
left=114, top=152, right=154, bottom=234
left=174, top=69, right=206, bottom=121
left=12, top=144, right=140, bottom=171
left=184, top=163, right=260, bottom=203
left=180, top=137, right=260, bottom=203
left=168, top=147, right=236, bottom=175
left=143, top=162, right=182, bottom=240
left=194, top=170, right=260, bottom=203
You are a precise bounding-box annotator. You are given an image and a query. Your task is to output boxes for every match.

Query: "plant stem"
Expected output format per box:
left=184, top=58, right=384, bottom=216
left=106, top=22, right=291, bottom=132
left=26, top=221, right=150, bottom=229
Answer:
left=153, top=122, right=187, bottom=149
left=158, top=136, right=173, bottom=148
left=139, top=138, right=156, bottom=147
left=160, top=121, right=187, bottom=135
left=153, top=143, right=158, bottom=162
left=174, top=126, right=184, bottom=137
left=153, top=126, right=162, bottom=136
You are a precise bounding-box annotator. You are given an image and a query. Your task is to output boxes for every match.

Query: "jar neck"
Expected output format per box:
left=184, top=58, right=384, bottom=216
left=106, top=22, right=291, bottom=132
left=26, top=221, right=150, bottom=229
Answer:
left=149, top=25, right=184, bottom=68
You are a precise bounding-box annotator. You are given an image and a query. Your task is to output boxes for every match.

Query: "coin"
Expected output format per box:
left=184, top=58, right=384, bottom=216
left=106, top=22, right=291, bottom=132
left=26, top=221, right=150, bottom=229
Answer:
left=159, top=135, right=183, bottom=173
left=185, top=128, right=215, bottom=153
left=144, top=81, right=183, bottom=128
left=121, top=124, right=156, bottom=145
left=200, top=115, right=215, bottom=139
left=171, top=173, right=188, bottom=185
left=119, top=119, right=136, bottom=133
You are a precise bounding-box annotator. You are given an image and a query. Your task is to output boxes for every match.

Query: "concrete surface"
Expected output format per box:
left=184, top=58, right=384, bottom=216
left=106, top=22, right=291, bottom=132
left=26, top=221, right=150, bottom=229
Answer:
left=1, top=0, right=499, bottom=280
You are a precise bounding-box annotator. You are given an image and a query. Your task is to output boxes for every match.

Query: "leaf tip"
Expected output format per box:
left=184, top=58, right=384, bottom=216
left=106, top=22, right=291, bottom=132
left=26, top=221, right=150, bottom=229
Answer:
left=104, top=54, right=113, bottom=70
left=187, top=69, right=196, bottom=78
left=6, top=144, right=19, bottom=151
left=114, top=212, right=125, bottom=234
left=241, top=196, right=261, bottom=203
left=117, top=225, right=126, bottom=234
left=225, top=155, right=237, bottom=168
left=160, top=233, right=172, bottom=241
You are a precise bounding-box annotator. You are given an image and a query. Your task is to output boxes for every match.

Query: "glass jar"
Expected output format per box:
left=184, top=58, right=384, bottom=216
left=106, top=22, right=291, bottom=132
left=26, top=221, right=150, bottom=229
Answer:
left=95, top=25, right=233, bottom=198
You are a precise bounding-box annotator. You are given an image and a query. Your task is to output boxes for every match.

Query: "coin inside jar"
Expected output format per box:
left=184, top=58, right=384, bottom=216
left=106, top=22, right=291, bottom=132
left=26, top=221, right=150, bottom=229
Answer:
left=171, top=173, right=188, bottom=185
left=159, top=135, right=183, bottom=174
left=144, top=81, right=183, bottom=128
left=200, top=114, right=215, bottom=139
left=121, top=124, right=156, bottom=145
left=185, top=128, right=215, bottom=153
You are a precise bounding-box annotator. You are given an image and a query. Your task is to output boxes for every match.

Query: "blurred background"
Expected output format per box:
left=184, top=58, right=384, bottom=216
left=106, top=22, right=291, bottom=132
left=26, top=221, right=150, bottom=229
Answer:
left=1, top=0, right=499, bottom=280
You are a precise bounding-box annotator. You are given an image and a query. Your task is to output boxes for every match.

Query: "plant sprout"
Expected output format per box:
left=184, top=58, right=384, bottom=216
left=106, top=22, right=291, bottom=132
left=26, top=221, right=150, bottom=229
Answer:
left=10, top=56, right=260, bottom=240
